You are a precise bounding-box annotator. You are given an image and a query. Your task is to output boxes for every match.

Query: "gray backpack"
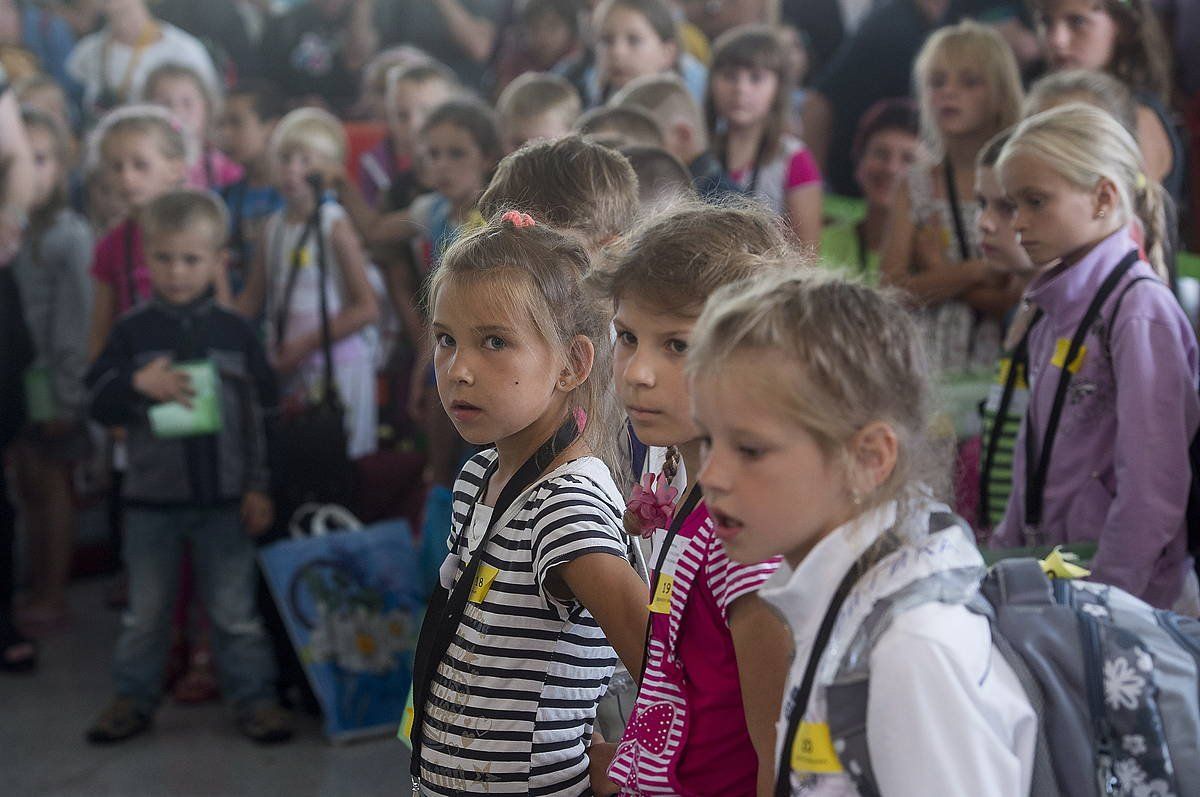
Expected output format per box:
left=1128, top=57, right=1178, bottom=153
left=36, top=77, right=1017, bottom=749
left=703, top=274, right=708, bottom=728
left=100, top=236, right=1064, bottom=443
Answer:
left=816, top=557, right=1200, bottom=796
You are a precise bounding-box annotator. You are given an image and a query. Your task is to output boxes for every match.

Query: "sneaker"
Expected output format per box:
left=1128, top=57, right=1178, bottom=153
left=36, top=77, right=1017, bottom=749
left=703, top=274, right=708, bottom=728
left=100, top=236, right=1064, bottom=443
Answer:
left=236, top=703, right=293, bottom=744
left=86, top=697, right=152, bottom=744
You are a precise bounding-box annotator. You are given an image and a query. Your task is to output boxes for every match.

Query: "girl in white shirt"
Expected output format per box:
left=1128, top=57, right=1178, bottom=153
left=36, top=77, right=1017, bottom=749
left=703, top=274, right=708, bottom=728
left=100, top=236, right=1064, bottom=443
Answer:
left=687, top=269, right=1038, bottom=796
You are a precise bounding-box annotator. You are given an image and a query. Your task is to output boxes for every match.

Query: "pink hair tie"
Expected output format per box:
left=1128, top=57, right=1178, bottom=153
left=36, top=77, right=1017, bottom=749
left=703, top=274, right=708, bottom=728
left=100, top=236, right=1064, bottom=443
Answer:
left=502, top=210, right=536, bottom=228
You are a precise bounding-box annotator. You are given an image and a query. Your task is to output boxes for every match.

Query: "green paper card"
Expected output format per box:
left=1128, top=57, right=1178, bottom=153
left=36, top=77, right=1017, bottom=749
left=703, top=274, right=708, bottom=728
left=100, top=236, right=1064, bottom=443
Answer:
left=148, top=360, right=223, bottom=438
left=23, top=366, right=56, bottom=423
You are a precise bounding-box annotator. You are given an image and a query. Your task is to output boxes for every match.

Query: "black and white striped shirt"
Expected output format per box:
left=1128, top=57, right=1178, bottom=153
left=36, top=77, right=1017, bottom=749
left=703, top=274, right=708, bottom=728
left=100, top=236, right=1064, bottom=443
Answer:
left=418, top=450, right=628, bottom=796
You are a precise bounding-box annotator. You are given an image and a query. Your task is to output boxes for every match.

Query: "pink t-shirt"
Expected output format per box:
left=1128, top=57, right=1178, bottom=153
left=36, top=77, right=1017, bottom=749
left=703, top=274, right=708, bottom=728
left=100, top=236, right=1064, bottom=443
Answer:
left=90, top=218, right=150, bottom=314
left=608, top=499, right=780, bottom=795
left=187, top=147, right=244, bottom=192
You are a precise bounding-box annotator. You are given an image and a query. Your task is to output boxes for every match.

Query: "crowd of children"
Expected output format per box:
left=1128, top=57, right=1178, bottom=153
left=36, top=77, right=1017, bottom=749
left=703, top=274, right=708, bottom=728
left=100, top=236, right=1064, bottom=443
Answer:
left=1, top=0, right=1200, bottom=793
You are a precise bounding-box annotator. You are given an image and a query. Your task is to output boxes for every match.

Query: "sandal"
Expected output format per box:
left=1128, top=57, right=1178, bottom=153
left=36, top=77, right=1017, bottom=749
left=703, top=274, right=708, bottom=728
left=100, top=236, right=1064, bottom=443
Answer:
left=236, top=703, right=294, bottom=744
left=0, top=616, right=36, bottom=674
left=86, top=697, right=152, bottom=744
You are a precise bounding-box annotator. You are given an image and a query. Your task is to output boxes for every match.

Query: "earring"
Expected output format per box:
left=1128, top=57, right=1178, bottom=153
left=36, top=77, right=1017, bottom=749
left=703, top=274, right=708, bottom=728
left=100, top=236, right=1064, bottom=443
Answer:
left=850, top=489, right=863, bottom=507
left=1096, top=209, right=1106, bottom=219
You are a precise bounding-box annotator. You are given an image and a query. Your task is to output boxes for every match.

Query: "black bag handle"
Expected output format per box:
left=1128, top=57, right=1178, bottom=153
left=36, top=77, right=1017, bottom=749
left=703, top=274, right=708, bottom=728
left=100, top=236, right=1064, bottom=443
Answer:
left=773, top=533, right=901, bottom=797
left=408, top=418, right=580, bottom=783
left=978, top=307, right=1044, bottom=529
left=1023, top=250, right=1141, bottom=532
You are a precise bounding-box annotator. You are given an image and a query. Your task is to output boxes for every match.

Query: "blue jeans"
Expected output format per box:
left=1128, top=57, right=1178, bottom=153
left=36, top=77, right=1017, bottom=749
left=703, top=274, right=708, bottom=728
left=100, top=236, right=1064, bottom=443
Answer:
left=115, top=506, right=277, bottom=714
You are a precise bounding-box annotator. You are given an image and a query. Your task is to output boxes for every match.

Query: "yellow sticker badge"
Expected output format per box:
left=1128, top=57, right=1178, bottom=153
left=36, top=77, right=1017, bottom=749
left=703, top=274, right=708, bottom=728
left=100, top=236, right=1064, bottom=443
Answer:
left=791, top=722, right=844, bottom=774
left=648, top=575, right=674, bottom=614
left=1051, top=338, right=1086, bottom=374
left=398, top=685, right=415, bottom=747
left=469, top=564, right=500, bottom=603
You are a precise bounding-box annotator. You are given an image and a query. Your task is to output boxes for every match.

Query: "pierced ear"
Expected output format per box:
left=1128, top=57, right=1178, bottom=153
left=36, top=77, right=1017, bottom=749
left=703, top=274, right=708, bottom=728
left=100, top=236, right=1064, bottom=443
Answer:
left=849, top=421, right=899, bottom=496
left=1094, top=178, right=1120, bottom=219
left=559, top=335, right=595, bottom=391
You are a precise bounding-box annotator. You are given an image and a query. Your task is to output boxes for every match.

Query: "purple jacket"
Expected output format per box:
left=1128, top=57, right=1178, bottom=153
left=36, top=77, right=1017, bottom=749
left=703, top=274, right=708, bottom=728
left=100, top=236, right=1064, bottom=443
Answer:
left=993, top=228, right=1199, bottom=609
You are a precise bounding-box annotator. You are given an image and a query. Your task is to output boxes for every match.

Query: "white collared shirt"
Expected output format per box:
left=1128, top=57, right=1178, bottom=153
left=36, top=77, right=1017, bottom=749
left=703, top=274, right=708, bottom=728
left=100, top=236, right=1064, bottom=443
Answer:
left=760, top=498, right=1037, bottom=796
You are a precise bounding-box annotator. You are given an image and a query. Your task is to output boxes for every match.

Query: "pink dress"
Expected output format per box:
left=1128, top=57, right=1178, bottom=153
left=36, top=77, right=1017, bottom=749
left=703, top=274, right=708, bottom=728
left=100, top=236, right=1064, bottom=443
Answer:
left=90, top=218, right=149, bottom=314
left=608, top=499, right=779, bottom=795
left=187, top=146, right=244, bottom=192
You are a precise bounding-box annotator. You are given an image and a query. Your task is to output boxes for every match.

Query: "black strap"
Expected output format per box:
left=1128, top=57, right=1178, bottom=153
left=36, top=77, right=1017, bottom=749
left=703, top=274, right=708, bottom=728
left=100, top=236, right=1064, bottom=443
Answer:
left=978, top=307, right=1043, bottom=529
left=273, top=202, right=337, bottom=405
left=637, top=483, right=703, bottom=684
left=942, top=159, right=971, bottom=262
left=721, top=135, right=770, bottom=197
left=773, top=533, right=901, bottom=797
left=1023, top=250, right=1142, bottom=531
left=408, top=418, right=580, bottom=781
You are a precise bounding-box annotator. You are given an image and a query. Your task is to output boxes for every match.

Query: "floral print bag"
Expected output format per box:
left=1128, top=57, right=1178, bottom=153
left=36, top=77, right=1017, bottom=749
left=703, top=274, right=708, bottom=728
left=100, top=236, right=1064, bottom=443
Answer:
left=823, top=557, right=1200, bottom=797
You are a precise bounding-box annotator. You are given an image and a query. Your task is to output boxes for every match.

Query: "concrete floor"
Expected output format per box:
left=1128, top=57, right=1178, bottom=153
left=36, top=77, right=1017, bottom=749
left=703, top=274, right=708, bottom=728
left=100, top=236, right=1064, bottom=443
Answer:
left=0, top=578, right=412, bottom=797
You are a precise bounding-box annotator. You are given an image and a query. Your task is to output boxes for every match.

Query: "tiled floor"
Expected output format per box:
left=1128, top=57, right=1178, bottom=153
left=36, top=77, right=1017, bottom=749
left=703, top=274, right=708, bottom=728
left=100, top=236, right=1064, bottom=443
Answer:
left=0, top=578, right=411, bottom=797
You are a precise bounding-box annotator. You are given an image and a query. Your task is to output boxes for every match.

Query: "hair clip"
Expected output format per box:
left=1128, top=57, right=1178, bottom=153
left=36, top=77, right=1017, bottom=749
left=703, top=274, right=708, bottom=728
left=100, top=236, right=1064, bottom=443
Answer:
left=1135, top=172, right=1147, bottom=191
left=502, top=210, right=536, bottom=228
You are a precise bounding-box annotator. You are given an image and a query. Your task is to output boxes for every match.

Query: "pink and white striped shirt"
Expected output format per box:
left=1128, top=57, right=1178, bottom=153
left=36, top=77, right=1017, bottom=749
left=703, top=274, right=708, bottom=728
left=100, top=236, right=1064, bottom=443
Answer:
left=608, top=497, right=779, bottom=795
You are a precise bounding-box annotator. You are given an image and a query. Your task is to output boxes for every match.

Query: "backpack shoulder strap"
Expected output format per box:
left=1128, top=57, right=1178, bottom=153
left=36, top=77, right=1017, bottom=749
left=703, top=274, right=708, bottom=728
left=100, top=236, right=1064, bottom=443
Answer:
left=1103, top=275, right=1165, bottom=358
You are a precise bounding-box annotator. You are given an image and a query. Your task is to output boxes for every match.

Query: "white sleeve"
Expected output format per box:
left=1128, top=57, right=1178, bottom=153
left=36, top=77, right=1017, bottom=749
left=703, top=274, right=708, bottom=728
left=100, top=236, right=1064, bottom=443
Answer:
left=866, top=603, right=1037, bottom=797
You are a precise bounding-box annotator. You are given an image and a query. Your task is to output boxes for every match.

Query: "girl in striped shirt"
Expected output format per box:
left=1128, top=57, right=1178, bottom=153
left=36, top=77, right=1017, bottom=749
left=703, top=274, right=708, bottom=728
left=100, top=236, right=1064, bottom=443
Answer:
left=587, top=202, right=796, bottom=796
left=409, top=210, right=650, bottom=796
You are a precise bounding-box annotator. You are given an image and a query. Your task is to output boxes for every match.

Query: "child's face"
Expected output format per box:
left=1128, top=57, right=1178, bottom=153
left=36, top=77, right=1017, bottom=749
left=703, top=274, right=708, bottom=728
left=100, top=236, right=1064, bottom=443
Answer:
left=432, top=280, right=571, bottom=448
left=149, top=76, right=209, bottom=142
left=613, top=296, right=701, bottom=449
left=925, top=60, right=993, bottom=138
left=975, top=165, right=1034, bottom=275
left=275, top=144, right=336, bottom=204
left=504, top=110, right=572, bottom=154
left=145, top=224, right=223, bottom=305
left=387, top=79, right=454, bottom=155
left=87, top=171, right=129, bottom=232
left=525, top=8, right=575, bottom=68
left=855, top=128, right=919, bottom=209
left=1036, top=0, right=1118, bottom=73
left=219, top=95, right=274, bottom=166
left=103, top=130, right=186, bottom=208
left=711, top=65, right=779, bottom=130
left=1001, top=151, right=1110, bottom=267
left=28, top=126, right=62, bottom=210
left=596, top=6, right=677, bottom=91
left=422, top=121, right=490, bottom=205
left=692, top=353, right=854, bottom=567
left=21, top=86, right=71, bottom=133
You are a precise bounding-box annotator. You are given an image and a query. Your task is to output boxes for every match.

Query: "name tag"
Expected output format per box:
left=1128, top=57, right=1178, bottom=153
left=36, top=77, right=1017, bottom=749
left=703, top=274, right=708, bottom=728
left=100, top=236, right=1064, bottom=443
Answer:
left=469, top=564, right=500, bottom=603
left=790, top=721, right=844, bottom=774
left=1051, top=338, right=1086, bottom=374
left=648, top=535, right=687, bottom=614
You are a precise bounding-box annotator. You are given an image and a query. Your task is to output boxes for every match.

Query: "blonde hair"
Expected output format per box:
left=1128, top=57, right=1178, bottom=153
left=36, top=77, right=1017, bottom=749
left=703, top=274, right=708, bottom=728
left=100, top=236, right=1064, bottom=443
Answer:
left=612, top=73, right=707, bottom=150
left=1024, top=68, right=1137, bottom=136
left=87, top=104, right=193, bottom=173
left=269, top=107, right=347, bottom=166
left=997, top=102, right=1168, bottom=279
left=496, top=72, right=582, bottom=130
left=479, top=135, right=638, bottom=251
left=687, top=270, right=950, bottom=506
left=430, top=212, right=621, bottom=475
left=589, top=198, right=796, bottom=314
left=913, top=21, right=1023, bottom=154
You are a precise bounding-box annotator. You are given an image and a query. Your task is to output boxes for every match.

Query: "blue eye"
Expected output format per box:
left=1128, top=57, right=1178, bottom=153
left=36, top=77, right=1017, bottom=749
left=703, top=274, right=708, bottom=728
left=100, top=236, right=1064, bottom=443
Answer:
left=617, top=330, right=636, bottom=347
left=434, top=332, right=455, bottom=348
left=666, top=339, right=688, bottom=355
left=483, top=335, right=507, bottom=350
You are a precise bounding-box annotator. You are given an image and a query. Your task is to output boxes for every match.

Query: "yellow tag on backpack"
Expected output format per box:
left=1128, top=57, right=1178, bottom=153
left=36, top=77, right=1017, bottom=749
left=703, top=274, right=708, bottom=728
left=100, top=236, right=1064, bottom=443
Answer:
left=790, top=721, right=844, bottom=774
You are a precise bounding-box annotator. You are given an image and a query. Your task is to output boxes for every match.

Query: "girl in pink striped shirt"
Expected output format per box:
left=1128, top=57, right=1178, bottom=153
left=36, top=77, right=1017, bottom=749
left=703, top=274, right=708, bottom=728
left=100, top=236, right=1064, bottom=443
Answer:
left=587, top=202, right=796, bottom=796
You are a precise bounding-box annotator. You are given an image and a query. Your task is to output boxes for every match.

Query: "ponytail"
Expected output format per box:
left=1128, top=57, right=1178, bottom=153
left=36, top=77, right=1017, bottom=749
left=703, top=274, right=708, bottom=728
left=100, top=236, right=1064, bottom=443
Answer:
left=1134, top=177, right=1170, bottom=281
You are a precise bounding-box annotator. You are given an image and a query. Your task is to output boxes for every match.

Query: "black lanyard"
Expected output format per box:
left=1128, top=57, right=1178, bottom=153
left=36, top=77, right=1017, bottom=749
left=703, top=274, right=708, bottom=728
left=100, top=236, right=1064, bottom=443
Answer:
left=1023, top=250, right=1141, bottom=535
left=942, top=159, right=971, bottom=262
left=408, top=417, right=580, bottom=781
left=978, top=306, right=1043, bottom=530
left=722, top=135, right=769, bottom=196
left=123, top=221, right=140, bottom=310
left=637, top=483, right=703, bottom=684
left=773, top=532, right=901, bottom=797
left=854, top=222, right=870, bottom=274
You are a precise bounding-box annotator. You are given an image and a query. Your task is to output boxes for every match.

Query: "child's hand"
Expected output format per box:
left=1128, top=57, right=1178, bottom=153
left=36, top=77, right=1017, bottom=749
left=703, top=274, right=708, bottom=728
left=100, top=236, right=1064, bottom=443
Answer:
left=133, top=357, right=195, bottom=406
left=586, top=738, right=619, bottom=797
left=241, top=490, right=274, bottom=537
left=272, top=339, right=310, bottom=376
